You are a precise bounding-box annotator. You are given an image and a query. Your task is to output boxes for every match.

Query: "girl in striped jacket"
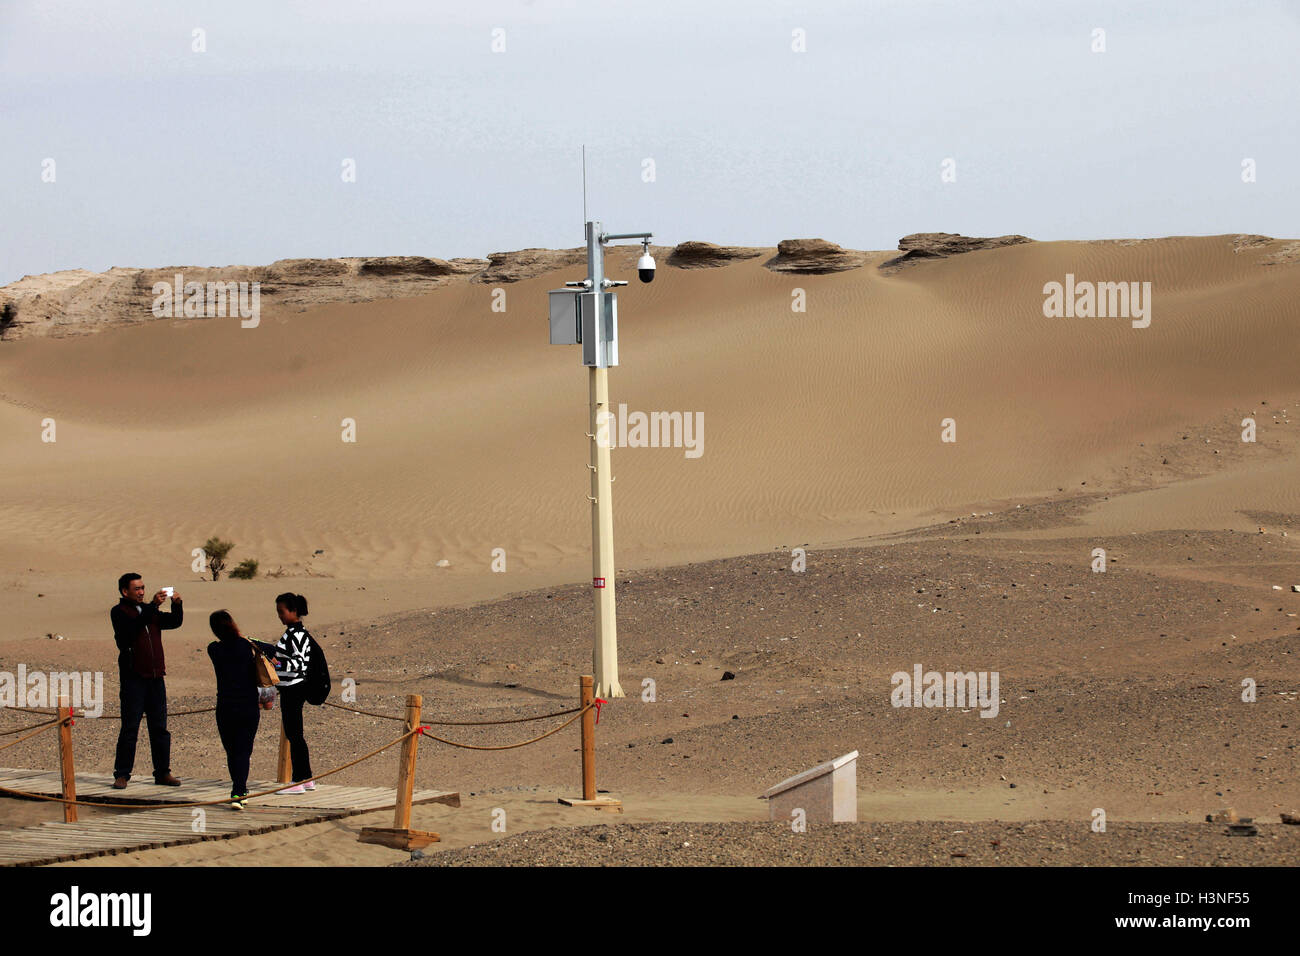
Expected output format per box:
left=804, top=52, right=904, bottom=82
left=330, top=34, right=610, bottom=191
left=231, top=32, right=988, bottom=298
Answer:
left=271, top=592, right=315, bottom=793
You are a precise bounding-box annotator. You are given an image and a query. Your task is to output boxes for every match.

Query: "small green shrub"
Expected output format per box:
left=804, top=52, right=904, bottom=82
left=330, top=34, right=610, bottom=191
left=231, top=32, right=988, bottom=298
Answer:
left=229, top=559, right=259, bottom=580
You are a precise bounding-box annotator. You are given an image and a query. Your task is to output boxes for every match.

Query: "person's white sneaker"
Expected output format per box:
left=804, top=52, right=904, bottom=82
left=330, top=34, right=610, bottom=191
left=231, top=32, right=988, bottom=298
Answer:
left=303, top=780, right=316, bottom=791
left=277, top=783, right=307, bottom=795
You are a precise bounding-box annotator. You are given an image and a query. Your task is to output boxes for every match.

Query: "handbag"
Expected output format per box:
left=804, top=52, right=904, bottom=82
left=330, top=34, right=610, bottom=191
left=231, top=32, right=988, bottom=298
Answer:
left=245, top=637, right=281, bottom=688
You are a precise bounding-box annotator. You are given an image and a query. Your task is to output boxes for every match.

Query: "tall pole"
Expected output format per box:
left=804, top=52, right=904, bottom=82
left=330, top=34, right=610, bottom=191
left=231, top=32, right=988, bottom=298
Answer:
left=586, top=221, right=623, bottom=698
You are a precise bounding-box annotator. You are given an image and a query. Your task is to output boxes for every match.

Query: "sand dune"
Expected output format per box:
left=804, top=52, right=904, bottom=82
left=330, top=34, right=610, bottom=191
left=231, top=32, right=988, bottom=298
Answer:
left=1, top=235, right=1297, bottom=645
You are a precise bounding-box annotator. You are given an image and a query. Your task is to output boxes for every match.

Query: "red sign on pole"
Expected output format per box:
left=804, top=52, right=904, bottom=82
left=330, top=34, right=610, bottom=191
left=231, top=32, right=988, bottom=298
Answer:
left=593, top=577, right=605, bottom=588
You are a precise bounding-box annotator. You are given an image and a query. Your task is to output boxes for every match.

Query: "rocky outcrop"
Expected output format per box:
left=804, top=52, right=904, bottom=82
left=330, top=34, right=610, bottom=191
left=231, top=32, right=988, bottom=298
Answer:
left=0, top=234, right=1056, bottom=340
left=880, top=233, right=1033, bottom=271
left=667, top=241, right=764, bottom=269
left=353, top=256, right=479, bottom=278
left=263, top=258, right=352, bottom=279
left=1260, top=241, right=1300, bottom=266
left=475, top=248, right=588, bottom=284
left=1226, top=235, right=1299, bottom=265
left=1230, top=234, right=1273, bottom=253
left=764, top=239, right=868, bottom=274
left=0, top=256, right=490, bottom=339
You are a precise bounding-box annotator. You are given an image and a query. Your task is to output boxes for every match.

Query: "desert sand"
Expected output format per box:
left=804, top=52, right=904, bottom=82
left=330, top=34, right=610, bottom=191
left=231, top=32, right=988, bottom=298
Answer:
left=1, top=234, right=1297, bottom=865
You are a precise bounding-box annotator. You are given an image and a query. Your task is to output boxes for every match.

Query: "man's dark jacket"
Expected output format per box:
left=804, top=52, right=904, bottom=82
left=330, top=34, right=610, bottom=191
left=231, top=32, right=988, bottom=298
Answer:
left=111, top=598, right=183, bottom=678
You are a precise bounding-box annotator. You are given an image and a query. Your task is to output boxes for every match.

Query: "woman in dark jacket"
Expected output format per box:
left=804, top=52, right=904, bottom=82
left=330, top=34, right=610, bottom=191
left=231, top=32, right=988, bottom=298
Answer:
left=207, top=610, right=276, bottom=809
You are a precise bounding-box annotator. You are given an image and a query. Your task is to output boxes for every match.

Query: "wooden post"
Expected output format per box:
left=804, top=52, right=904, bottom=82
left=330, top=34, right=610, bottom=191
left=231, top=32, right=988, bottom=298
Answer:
left=393, top=693, right=421, bottom=830
left=559, top=674, right=621, bottom=812
left=276, top=725, right=291, bottom=784
left=358, top=693, right=443, bottom=850
left=57, top=694, right=77, bottom=823
left=580, top=674, right=596, bottom=801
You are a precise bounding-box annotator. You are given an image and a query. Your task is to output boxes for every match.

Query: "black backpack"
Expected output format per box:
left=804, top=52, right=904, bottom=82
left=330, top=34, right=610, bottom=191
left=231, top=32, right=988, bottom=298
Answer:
left=304, top=633, right=331, bottom=705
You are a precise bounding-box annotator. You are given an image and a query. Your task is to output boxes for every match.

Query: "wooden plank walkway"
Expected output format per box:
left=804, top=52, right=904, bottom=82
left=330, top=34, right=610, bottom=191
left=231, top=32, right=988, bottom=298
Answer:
left=0, top=767, right=459, bottom=866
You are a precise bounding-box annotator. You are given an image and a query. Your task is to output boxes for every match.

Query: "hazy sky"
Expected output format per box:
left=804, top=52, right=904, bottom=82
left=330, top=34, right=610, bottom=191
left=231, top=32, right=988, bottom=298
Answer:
left=2, top=0, right=1296, bottom=284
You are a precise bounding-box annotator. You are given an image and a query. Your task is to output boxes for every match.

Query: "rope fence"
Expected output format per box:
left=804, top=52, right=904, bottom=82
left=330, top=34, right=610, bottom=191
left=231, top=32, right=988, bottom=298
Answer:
left=0, top=725, right=418, bottom=810
left=6, top=700, right=578, bottom=726
left=1, top=706, right=217, bottom=722
left=324, top=698, right=584, bottom=727
left=0, top=715, right=62, bottom=737
left=416, top=706, right=590, bottom=751
left=0, top=675, right=615, bottom=842
left=0, top=717, right=62, bottom=751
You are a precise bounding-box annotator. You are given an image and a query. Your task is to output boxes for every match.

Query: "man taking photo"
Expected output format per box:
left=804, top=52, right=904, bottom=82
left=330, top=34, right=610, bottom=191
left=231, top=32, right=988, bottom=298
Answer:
left=111, top=573, right=184, bottom=788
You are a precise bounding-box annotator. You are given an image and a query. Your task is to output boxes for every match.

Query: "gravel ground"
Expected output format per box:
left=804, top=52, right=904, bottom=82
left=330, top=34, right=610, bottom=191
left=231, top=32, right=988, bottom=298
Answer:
left=3, top=407, right=1297, bottom=860
left=3, top=512, right=1297, bottom=831
left=400, top=820, right=1300, bottom=867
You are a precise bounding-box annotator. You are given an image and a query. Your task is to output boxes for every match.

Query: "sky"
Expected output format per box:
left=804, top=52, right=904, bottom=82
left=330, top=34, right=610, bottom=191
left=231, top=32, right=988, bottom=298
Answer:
left=1, top=0, right=1297, bottom=284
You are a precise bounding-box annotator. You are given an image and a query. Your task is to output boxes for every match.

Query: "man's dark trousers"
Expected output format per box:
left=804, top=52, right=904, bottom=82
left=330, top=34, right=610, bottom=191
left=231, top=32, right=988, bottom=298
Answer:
left=114, top=671, right=171, bottom=780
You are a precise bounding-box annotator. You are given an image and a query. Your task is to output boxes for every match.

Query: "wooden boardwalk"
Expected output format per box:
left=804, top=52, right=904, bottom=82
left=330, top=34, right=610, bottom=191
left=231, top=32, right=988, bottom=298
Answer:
left=0, top=767, right=459, bottom=866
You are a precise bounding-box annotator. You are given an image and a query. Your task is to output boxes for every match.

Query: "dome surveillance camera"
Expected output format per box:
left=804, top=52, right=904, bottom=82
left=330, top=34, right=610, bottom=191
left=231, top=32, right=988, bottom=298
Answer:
left=637, top=246, right=655, bottom=283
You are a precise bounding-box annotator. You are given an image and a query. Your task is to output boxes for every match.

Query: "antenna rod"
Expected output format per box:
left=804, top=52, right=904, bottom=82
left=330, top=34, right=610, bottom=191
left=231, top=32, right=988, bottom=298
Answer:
left=582, top=144, right=588, bottom=224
